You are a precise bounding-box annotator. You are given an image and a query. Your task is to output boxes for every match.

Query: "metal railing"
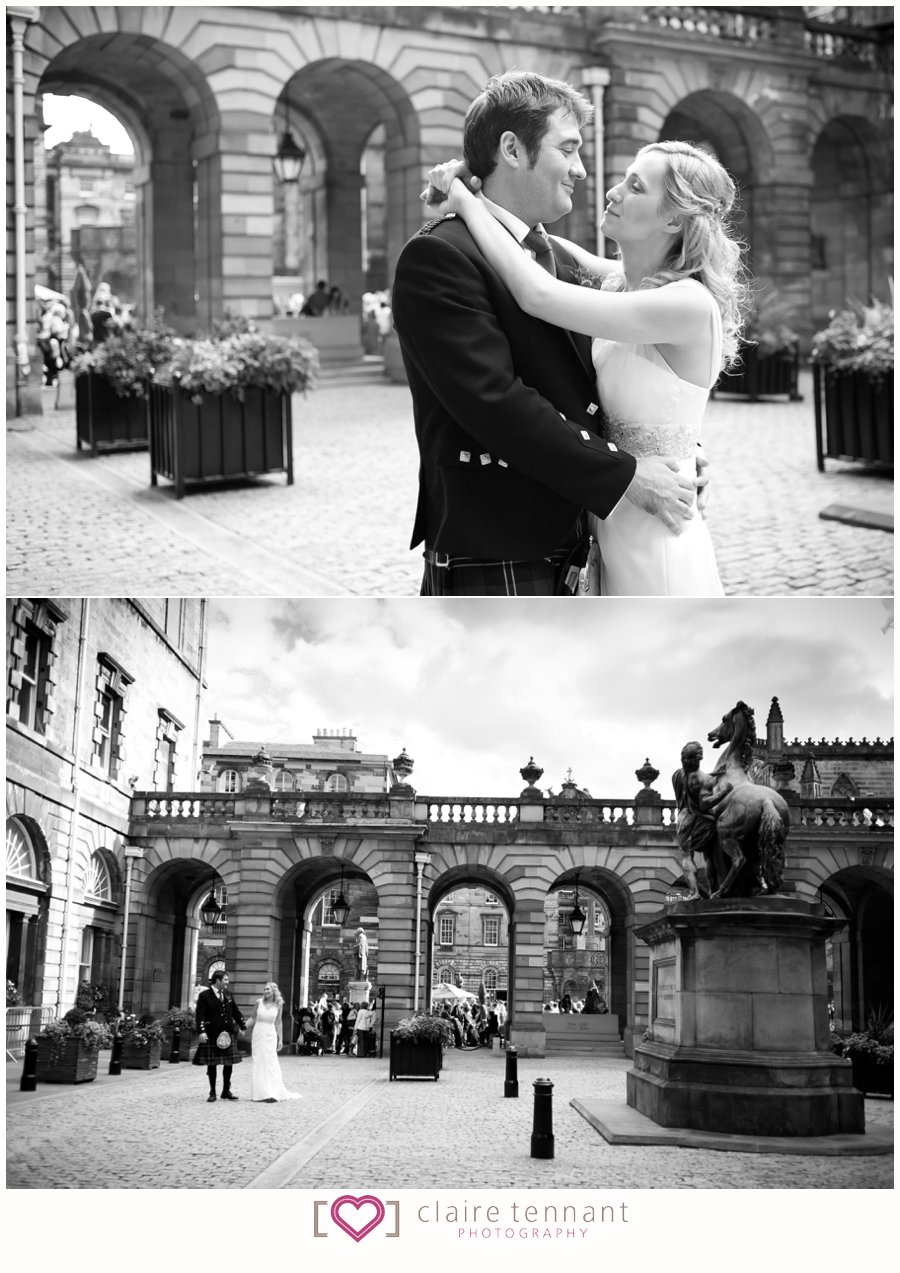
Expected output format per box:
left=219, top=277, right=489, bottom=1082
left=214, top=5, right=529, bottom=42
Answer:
left=6, top=1005, right=55, bottom=1059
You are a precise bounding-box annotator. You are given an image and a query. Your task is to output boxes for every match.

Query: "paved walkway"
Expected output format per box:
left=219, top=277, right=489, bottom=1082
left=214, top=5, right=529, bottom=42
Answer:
left=6, top=1047, right=892, bottom=1190
left=6, top=367, right=893, bottom=598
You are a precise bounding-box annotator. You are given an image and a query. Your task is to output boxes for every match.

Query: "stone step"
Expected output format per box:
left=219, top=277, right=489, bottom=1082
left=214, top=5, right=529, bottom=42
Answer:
left=545, top=1043, right=625, bottom=1057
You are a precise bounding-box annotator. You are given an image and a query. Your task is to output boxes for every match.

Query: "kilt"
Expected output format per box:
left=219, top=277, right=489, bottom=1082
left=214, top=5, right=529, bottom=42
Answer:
left=192, top=1034, right=243, bottom=1067
left=420, top=542, right=588, bottom=597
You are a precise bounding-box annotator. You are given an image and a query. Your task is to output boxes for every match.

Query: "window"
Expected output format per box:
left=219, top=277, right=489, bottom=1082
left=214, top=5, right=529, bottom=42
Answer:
left=483, top=969, right=498, bottom=991
left=8, top=601, right=65, bottom=736
left=84, top=852, right=113, bottom=903
left=317, top=960, right=341, bottom=989
left=593, top=908, right=608, bottom=935
left=443, top=892, right=455, bottom=904
left=78, top=927, right=94, bottom=985
left=325, top=773, right=348, bottom=793
left=93, top=655, right=131, bottom=778
left=435, top=966, right=454, bottom=984
left=219, top=770, right=241, bottom=794
left=320, top=890, right=339, bottom=926
left=155, top=709, right=184, bottom=792
left=274, top=771, right=294, bottom=791
left=483, top=915, right=500, bottom=946
left=6, top=819, right=40, bottom=881
left=439, top=914, right=455, bottom=946
left=79, top=176, right=96, bottom=195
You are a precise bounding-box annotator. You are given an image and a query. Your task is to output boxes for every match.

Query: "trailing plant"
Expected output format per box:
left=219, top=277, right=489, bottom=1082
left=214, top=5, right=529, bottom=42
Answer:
left=831, top=1002, right=894, bottom=1065
left=119, top=1014, right=166, bottom=1048
left=71, top=312, right=178, bottom=398
left=75, top=980, right=109, bottom=1012
left=38, top=1009, right=114, bottom=1062
left=742, top=287, right=800, bottom=358
left=811, top=294, right=893, bottom=381
left=155, top=330, right=319, bottom=403
left=7, top=979, right=21, bottom=1007
left=392, top=1013, right=455, bottom=1048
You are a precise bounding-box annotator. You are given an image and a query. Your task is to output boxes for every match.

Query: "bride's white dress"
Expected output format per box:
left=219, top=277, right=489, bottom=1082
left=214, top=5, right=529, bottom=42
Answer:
left=251, top=1000, right=301, bottom=1101
left=585, top=279, right=724, bottom=597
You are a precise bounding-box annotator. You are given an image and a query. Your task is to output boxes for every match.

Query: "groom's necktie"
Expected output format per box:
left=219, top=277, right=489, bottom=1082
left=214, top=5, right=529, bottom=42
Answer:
left=522, top=227, right=557, bottom=277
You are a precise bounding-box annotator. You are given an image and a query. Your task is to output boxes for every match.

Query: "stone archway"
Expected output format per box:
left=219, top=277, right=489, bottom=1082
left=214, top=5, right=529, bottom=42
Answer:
left=31, top=22, right=222, bottom=331
left=425, top=864, right=516, bottom=1023
left=820, top=865, right=893, bottom=1033
left=275, top=59, right=423, bottom=306
left=137, top=856, right=226, bottom=1017
left=810, top=115, right=893, bottom=326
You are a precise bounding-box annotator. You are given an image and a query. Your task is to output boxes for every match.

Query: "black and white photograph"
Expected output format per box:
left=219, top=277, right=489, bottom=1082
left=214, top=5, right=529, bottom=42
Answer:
left=4, top=4, right=893, bottom=1270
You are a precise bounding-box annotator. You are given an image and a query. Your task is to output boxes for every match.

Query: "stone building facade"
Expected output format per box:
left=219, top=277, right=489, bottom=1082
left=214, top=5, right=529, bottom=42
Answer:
left=7, top=5, right=893, bottom=413
left=6, top=599, right=207, bottom=1029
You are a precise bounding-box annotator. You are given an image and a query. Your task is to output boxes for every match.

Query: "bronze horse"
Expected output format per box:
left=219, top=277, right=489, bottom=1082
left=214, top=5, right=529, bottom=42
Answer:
left=706, top=700, right=790, bottom=898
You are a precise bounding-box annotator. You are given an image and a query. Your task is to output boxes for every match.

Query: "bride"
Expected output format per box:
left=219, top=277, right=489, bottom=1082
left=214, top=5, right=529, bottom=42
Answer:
left=426, top=140, right=750, bottom=597
left=250, top=982, right=301, bottom=1102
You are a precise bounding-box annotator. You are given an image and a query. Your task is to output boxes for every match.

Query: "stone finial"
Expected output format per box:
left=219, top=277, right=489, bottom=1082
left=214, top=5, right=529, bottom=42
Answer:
left=519, top=756, right=544, bottom=788
left=635, top=758, right=659, bottom=789
left=392, top=747, right=414, bottom=780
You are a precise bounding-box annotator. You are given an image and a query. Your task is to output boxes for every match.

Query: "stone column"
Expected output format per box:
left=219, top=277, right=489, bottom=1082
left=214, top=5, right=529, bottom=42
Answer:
left=508, top=903, right=547, bottom=1056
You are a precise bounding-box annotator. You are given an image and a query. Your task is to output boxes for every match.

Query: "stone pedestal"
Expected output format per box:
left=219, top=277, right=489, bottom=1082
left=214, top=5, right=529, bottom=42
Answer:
left=348, top=979, right=372, bottom=1004
left=627, top=898, right=864, bottom=1137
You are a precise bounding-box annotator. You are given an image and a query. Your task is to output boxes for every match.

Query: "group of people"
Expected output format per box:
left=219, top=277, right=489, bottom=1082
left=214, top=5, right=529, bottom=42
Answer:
left=36, top=280, right=132, bottom=386
left=545, top=983, right=608, bottom=1014
left=294, top=993, right=378, bottom=1057
left=393, top=68, right=752, bottom=596
left=283, top=279, right=349, bottom=317
left=435, top=998, right=507, bottom=1048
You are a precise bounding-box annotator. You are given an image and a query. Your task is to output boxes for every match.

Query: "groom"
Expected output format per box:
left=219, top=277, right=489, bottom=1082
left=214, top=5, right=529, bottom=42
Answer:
left=392, top=70, right=699, bottom=596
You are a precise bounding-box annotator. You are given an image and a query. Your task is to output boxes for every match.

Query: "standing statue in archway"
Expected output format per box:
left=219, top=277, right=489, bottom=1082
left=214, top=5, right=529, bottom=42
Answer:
left=354, top=927, right=369, bottom=979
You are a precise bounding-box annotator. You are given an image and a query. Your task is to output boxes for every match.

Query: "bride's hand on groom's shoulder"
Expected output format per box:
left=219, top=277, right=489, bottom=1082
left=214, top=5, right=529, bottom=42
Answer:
left=421, top=159, right=481, bottom=208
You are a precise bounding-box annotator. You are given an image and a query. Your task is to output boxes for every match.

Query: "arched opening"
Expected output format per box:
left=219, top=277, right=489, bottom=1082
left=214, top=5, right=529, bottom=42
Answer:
left=820, top=865, right=893, bottom=1033
left=6, top=815, right=51, bottom=1010
left=138, top=859, right=226, bottom=1017
left=810, top=116, right=893, bottom=326
left=272, top=60, right=421, bottom=311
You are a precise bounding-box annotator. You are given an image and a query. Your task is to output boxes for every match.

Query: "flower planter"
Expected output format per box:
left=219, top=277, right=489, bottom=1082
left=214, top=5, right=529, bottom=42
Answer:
left=148, top=383, right=294, bottom=499
left=36, top=1037, right=100, bottom=1084
left=388, top=1032, right=443, bottom=1081
left=849, top=1054, right=893, bottom=1098
left=120, top=1039, right=163, bottom=1069
left=75, top=372, right=149, bottom=455
left=814, top=365, right=893, bottom=471
left=714, top=347, right=800, bottom=401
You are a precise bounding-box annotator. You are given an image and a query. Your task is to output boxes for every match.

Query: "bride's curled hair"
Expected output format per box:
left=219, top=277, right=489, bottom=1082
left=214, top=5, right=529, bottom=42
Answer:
left=263, top=982, right=284, bottom=1005
left=609, top=140, right=751, bottom=368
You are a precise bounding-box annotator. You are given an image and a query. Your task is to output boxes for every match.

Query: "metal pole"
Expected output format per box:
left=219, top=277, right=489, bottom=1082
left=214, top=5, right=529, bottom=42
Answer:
left=108, top=1031, right=123, bottom=1076
left=530, top=1077, right=555, bottom=1159
left=59, top=599, right=91, bottom=1015
left=118, top=846, right=144, bottom=1013
left=20, top=1037, right=39, bottom=1091
left=169, top=1022, right=182, bottom=1063
left=378, top=984, right=386, bottom=1059
left=8, top=7, right=39, bottom=405
left=504, top=1043, right=519, bottom=1097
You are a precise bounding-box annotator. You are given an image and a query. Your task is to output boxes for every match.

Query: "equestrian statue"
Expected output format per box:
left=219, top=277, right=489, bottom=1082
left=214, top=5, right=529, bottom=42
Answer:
left=673, top=701, right=790, bottom=899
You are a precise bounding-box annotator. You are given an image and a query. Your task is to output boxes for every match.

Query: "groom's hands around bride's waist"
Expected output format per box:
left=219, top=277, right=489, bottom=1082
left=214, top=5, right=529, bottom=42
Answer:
left=624, top=457, right=698, bottom=535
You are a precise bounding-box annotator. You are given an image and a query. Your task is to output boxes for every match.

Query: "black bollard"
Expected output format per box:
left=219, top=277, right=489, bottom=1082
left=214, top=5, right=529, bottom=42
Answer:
left=503, top=1043, right=519, bottom=1098
left=169, top=1023, right=181, bottom=1063
left=530, top=1077, right=554, bottom=1159
left=108, top=1032, right=123, bottom=1075
left=20, top=1037, right=39, bottom=1092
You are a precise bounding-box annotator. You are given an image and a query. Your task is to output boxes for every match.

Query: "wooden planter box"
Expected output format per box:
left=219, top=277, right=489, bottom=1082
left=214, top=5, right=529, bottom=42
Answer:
left=36, top=1037, right=100, bottom=1084
left=148, top=383, right=294, bottom=499
left=76, top=372, right=149, bottom=454
left=849, top=1054, right=893, bottom=1098
left=714, top=347, right=800, bottom=401
left=388, top=1032, right=443, bottom=1081
left=120, top=1039, right=163, bottom=1070
left=814, top=365, right=894, bottom=471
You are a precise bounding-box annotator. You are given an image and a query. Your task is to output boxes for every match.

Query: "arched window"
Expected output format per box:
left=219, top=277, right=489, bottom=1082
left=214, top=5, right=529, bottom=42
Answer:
left=274, top=771, right=294, bottom=791
left=435, top=966, right=455, bottom=984
left=84, top=852, right=113, bottom=903
left=316, top=961, right=341, bottom=991
left=218, top=769, right=241, bottom=793
left=6, top=818, right=40, bottom=881
left=831, top=773, right=859, bottom=799
left=325, top=773, right=348, bottom=793
left=483, top=968, right=498, bottom=991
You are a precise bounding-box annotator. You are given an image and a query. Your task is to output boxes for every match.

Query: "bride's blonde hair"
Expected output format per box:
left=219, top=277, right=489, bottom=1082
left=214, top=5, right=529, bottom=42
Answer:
left=262, top=982, right=284, bottom=1005
left=607, top=140, right=751, bottom=368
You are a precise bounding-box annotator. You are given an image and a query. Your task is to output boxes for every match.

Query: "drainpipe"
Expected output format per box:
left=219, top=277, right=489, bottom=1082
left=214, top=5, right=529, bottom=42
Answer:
left=8, top=7, right=39, bottom=402
left=58, top=598, right=90, bottom=1013
left=190, top=599, right=208, bottom=782
left=581, top=66, right=612, bottom=258
left=413, top=849, right=430, bottom=1011
left=118, top=846, right=144, bottom=1013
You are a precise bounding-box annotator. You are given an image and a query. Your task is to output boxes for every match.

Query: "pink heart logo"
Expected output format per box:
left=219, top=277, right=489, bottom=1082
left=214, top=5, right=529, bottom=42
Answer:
left=330, top=1194, right=386, bottom=1243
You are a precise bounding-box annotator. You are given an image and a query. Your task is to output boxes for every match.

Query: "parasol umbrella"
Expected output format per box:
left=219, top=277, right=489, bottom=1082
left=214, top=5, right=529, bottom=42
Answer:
left=35, top=283, right=67, bottom=304
left=431, top=982, right=476, bottom=1002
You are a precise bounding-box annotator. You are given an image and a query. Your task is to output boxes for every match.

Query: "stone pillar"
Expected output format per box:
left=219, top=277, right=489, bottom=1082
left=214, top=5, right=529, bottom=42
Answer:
left=627, top=898, right=864, bottom=1136
left=508, top=903, right=547, bottom=1056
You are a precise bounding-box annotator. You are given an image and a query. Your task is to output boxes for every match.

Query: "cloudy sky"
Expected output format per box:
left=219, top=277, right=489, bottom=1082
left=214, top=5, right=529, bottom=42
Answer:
left=42, top=93, right=134, bottom=154
left=204, top=598, right=893, bottom=799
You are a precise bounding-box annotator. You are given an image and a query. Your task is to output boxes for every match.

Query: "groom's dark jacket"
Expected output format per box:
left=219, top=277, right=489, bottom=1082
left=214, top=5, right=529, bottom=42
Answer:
left=195, top=987, right=246, bottom=1040
left=392, top=213, right=636, bottom=559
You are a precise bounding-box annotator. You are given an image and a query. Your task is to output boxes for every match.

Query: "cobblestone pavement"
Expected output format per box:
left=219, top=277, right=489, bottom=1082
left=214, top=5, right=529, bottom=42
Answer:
left=6, top=368, right=893, bottom=598
left=6, top=1048, right=892, bottom=1190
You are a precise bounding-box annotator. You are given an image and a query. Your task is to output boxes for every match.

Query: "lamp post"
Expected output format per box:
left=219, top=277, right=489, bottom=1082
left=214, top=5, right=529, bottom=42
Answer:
left=569, top=871, right=587, bottom=937
left=200, top=879, right=222, bottom=928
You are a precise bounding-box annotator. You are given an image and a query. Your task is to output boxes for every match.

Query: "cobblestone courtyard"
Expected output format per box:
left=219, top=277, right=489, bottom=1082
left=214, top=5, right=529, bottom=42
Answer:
left=6, top=368, right=893, bottom=598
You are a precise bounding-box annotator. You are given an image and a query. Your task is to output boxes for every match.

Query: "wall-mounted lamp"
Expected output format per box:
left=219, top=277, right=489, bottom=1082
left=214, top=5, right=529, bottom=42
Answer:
left=200, top=875, right=222, bottom=927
